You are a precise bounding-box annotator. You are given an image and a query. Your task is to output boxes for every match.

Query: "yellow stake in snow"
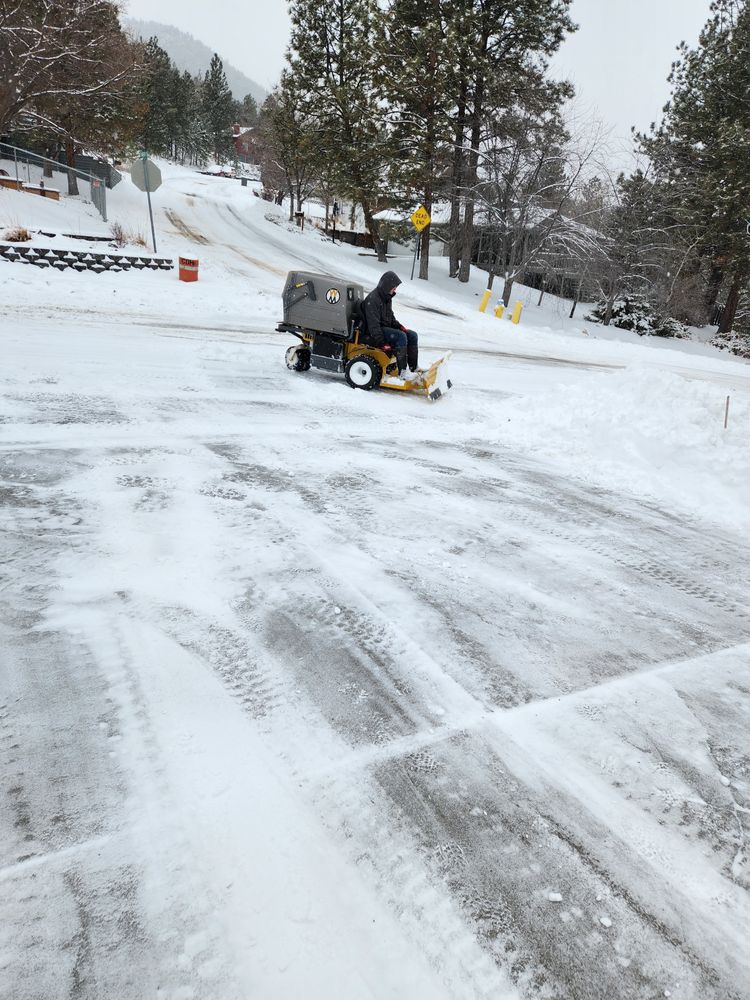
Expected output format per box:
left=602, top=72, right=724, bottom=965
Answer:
left=479, top=289, right=492, bottom=313
left=494, top=304, right=505, bottom=318
left=511, top=301, right=523, bottom=325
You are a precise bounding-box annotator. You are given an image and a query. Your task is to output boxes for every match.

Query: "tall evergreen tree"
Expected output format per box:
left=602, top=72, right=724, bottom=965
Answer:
left=450, top=0, right=576, bottom=282
left=138, top=46, right=211, bottom=166
left=139, top=38, right=177, bottom=157
left=233, top=93, right=259, bottom=126
left=286, top=0, right=393, bottom=260
left=375, top=0, right=457, bottom=279
left=642, top=0, right=750, bottom=332
left=175, top=72, right=212, bottom=165
left=202, top=53, right=235, bottom=162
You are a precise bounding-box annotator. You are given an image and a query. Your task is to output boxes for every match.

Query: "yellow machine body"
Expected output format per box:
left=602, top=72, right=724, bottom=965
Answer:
left=278, top=271, right=453, bottom=401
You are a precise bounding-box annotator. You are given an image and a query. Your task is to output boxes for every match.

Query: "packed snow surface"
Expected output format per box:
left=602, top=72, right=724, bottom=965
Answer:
left=1, top=160, right=749, bottom=1000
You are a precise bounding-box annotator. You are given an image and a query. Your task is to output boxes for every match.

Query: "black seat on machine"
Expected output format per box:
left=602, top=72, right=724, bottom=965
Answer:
left=349, top=298, right=365, bottom=340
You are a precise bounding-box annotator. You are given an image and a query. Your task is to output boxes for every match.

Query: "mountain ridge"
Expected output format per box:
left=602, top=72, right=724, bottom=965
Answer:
left=123, top=18, right=268, bottom=104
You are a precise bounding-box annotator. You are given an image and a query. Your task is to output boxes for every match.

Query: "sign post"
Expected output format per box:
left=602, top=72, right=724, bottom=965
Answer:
left=131, top=152, right=162, bottom=253
left=409, top=205, right=431, bottom=280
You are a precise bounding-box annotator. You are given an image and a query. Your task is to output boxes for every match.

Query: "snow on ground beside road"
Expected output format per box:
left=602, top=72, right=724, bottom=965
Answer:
left=2, top=160, right=749, bottom=1000
left=493, top=365, right=750, bottom=530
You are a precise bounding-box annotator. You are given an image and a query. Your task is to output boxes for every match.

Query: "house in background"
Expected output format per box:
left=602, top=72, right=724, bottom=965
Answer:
left=232, top=125, right=259, bottom=165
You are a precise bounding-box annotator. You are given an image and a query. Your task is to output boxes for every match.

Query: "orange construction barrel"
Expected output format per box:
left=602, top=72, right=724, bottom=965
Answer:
left=179, top=256, right=199, bottom=282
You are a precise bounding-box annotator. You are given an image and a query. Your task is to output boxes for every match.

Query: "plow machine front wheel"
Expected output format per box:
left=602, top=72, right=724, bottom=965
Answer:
left=344, top=355, right=382, bottom=391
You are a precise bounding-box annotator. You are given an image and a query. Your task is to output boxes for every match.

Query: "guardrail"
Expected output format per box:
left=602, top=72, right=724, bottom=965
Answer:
left=0, top=142, right=112, bottom=222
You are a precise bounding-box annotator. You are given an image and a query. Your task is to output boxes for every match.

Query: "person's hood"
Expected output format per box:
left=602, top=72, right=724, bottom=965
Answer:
left=376, top=270, right=402, bottom=297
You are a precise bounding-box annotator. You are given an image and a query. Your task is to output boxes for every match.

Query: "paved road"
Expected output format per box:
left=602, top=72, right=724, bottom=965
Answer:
left=2, top=314, right=749, bottom=999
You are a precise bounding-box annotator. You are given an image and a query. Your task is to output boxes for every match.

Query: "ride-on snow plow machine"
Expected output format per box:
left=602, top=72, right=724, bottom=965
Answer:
left=276, top=271, right=453, bottom=400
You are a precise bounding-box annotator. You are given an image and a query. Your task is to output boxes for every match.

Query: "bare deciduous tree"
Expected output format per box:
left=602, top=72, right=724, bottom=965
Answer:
left=0, top=1, right=137, bottom=136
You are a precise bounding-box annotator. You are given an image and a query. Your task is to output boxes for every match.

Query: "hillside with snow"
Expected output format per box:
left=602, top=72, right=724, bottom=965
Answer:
left=123, top=18, right=267, bottom=103
left=1, top=161, right=749, bottom=1000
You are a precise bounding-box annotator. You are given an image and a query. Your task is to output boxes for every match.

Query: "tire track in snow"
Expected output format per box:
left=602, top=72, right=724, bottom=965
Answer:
left=193, top=437, right=750, bottom=1000
left=163, top=207, right=211, bottom=245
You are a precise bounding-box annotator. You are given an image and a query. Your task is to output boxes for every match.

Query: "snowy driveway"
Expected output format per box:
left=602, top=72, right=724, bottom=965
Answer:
left=2, top=308, right=749, bottom=1000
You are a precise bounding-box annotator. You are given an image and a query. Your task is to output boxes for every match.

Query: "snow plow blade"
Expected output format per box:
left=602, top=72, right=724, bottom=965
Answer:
left=380, top=351, right=453, bottom=401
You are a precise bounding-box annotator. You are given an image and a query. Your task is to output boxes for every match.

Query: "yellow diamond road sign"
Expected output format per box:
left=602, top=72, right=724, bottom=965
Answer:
left=410, top=206, right=431, bottom=232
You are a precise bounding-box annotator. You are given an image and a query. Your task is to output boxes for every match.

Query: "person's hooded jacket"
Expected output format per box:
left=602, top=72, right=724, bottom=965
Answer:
left=361, top=271, right=407, bottom=348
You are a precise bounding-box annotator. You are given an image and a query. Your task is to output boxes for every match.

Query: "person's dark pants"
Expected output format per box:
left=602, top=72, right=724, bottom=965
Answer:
left=382, top=327, right=419, bottom=371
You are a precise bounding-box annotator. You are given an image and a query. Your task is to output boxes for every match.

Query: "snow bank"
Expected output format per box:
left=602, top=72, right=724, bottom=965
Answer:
left=493, top=366, right=750, bottom=530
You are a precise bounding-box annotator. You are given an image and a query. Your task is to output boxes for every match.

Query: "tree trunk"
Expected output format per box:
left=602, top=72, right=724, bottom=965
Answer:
left=569, top=273, right=584, bottom=319
left=418, top=186, right=434, bottom=280
left=603, top=290, right=617, bottom=326
left=43, top=148, right=53, bottom=179
left=286, top=175, right=295, bottom=220
left=447, top=81, right=467, bottom=278
left=418, top=225, right=430, bottom=280
left=718, top=272, right=743, bottom=333
left=457, top=67, right=486, bottom=284
left=537, top=278, right=546, bottom=307
left=362, top=200, right=387, bottom=263
left=65, top=138, right=79, bottom=196
left=502, top=236, right=521, bottom=307
left=457, top=132, right=479, bottom=283
left=704, top=261, right=725, bottom=322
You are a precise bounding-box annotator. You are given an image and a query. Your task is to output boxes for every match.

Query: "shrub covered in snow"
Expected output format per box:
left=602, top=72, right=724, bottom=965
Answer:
left=710, top=330, right=750, bottom=359
left=587, top=294, right=689, bottom=338
left=3, top=225, right=31, bottom=243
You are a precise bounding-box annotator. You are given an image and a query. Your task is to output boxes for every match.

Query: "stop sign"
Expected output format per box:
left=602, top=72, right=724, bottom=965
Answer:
left=131, top=157, right=162, bottom=193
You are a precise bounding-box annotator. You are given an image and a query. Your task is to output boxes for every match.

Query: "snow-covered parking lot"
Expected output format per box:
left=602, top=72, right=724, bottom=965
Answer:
left=2, top=167, right=749, bottom=999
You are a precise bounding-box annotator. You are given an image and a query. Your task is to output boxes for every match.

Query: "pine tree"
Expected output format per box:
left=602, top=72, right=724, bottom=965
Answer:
left=642, top=0, right=750, bottom=332
left=286, top=0, right=393, bottom=260
left=375, top=0, right=457, bottom=279
left=138, top=47, right=211, bottom=166
left=202, top=53, right=235, bottom=162
left=139, top=38, right=177, bottom=157
left=175, top=72, right=211, bottom=166
left=234, top=93, right=258, bottom=126
left=451, top=0, right=576, bottom=282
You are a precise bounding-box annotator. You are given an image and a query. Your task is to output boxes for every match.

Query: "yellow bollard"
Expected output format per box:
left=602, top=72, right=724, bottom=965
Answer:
left=494, top=304, right=505, bottom=319
left=479, top=289, right=492, bottom=313
left=511, top=301, right=523, bottom=325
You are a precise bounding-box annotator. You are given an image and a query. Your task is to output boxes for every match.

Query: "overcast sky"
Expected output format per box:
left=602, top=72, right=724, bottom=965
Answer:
left=123, top=0, right=713, bottom=148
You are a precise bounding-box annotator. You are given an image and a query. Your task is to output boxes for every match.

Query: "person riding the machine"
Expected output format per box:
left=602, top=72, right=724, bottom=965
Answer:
left=361, top=271, right=421, bottom=378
